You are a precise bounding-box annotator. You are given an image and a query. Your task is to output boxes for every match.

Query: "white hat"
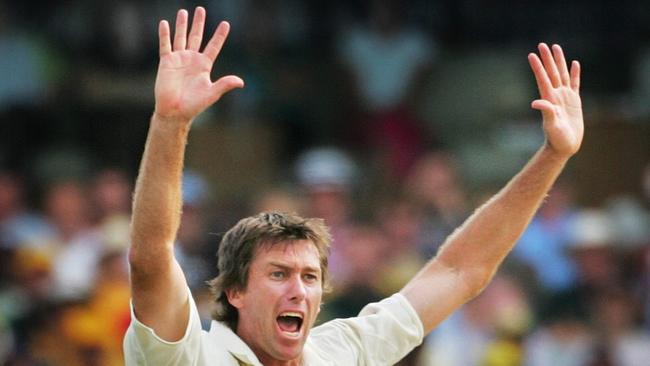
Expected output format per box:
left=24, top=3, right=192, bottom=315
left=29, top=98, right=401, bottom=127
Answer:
left=606, top=196, right=650, bottom=248
left=295, top=148, right=356, bottom=190
left=182, top=170, right=209, bottom=206
left=568, top=209, right=614, bottom=250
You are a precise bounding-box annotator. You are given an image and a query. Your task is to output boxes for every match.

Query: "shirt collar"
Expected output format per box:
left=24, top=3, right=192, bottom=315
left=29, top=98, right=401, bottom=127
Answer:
left=208, top=320, right=263, bottom=366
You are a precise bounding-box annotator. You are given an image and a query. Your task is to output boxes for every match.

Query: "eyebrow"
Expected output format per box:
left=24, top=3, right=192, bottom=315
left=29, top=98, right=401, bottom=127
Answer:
left=268, top=262, right=321, bottom=274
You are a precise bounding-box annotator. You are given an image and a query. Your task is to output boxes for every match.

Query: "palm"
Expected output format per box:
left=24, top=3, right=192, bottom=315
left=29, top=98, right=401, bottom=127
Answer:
left=156, top=52, right=215, bottom=119
left=154, top=8, right=243, bottom=121
left=542, top=85, right=583, bottom=155
left=528, top=43, right=583, bottom=157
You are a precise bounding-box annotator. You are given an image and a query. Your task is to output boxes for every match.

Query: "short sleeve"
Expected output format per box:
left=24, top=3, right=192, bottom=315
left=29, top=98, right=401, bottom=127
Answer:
left=307, top=293, right=424, bottom=365
left=123, top=287, right=203, bottom=366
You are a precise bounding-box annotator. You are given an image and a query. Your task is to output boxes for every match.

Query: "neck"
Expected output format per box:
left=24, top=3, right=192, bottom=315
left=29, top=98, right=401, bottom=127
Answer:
left=236, top=328, right=303, bottom=366
left=258, top=355, right=302, bottom=366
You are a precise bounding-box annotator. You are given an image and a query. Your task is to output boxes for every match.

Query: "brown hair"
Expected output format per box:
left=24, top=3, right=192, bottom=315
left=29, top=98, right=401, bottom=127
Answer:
left=208, top=212, right=331, bottom=330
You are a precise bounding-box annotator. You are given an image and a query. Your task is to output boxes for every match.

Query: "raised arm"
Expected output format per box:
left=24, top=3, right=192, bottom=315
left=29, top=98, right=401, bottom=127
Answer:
left=400, top=43, right=583, bottom=333
left=128, top=7, right=243, bottom=341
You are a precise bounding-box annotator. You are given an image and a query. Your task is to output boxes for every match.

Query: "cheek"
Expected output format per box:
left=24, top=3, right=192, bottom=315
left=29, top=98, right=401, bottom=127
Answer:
left=309, top=288, right=323, bottom=313
left=234, top=279, right=277, bottom=309
left=254, top=281, right=291, bottom=308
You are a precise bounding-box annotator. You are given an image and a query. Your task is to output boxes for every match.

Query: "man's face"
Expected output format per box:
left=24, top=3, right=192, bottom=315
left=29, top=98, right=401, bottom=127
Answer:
left=228, top=240, right=323, bottom=364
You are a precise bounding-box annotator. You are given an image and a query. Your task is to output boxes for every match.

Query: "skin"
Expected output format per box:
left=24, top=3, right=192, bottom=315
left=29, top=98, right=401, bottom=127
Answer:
left=129, top=7, right=243, bottom=341
left=227, top=240, right=322, bottom=366
left=401, top=43, right=583, bottom=333
left=128, top=6, right=583, bottom=364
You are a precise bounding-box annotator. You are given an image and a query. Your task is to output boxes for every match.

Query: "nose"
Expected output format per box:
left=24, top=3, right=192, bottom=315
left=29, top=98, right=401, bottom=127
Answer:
left=287, top=274, right=307, bottom=302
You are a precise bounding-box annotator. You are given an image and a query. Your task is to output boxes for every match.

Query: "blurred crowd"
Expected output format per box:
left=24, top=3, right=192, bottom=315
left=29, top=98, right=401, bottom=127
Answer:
left=1, top=0, right=650, bottom=365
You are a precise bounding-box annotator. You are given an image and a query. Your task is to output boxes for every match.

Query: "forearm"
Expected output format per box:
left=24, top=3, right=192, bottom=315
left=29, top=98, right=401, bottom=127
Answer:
left=435, top=146, right=568, bottom=290
left=124, top=7, right=242, bottom=342
left=401, top=42, right=582, bottom=335
left=401, top=145, right=570, bottom=332
left=129, top=114, right=191, bottom=269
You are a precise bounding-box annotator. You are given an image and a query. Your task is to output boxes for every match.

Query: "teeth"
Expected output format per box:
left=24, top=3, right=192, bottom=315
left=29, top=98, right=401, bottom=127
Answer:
left=279, top=312, right=303, bottom=319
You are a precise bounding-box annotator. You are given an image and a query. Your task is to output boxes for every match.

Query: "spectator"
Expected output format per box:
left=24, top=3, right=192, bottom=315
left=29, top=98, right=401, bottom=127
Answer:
left=174, top=171, right=216, bottom=291
left=0, top=170, right=53, bottom=250
left=588, top=287, right=650, bottom=366
left=336, top=0, right=436, bottom=177
left=420, top=275, right=532, bottom=366
left=91, top=167, right=133, bottom=251
left=0, top=3, right=56, bottom=110
left=320, top=224, right=386, bottom=320
left=374, top=196, right=426, bottom=296
left=405, top=151, right=470, bottom=258
left=44, top=179, right=105, bottom=300
left=512, top=179, right=579, bottom=292
left=295, top=147, right=358, bottom=287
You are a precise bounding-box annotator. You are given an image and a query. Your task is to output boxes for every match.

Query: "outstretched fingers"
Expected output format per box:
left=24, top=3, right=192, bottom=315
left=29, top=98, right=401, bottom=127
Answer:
left=204, top=21, right=230, bottom=62
left=187, top=7, right=206, bottom=51
left=159, top=20, right=172, bottom=56
left=528, top=53, right=553, bottom=101
left=162, top=8, right=232, bottom=63
left=570, top=60, right=581, bottom=92
left=530, top=43, right=578, bottom=100
left=173, top=9, right=189, bottom=51
left=538, top=43, right=561, bottom=88
left=552, top=44, right=571, bottom=86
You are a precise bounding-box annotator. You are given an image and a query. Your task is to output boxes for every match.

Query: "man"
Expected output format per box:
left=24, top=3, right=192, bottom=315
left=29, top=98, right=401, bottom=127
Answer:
left=124, top=6, right=583, bottom=366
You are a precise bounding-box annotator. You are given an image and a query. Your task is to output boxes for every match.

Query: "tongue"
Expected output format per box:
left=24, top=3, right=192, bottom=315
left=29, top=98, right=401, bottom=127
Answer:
left=277, top=317, right=300, bottom=333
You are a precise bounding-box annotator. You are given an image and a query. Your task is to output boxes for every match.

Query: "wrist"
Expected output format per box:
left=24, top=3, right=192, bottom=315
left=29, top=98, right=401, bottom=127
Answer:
left=152, top=109, right=192, bottom=123
left=151, top=112, right=192, bottom=135
left=540, top=142, right=573, bottom=163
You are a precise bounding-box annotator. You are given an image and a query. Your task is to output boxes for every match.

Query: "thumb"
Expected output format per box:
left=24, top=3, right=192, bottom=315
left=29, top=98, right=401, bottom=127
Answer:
left=210, top=75, right=245, bottom=103
left=531, top=99, right=555, bottom=122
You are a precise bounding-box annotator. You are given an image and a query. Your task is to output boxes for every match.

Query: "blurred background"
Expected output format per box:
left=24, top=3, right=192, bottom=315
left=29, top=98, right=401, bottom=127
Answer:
left=0, top=0, right=649, bottom=365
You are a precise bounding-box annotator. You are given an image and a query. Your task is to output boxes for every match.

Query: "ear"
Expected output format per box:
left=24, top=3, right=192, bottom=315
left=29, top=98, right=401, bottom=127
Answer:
left=225, top=288, right=244, bottom=309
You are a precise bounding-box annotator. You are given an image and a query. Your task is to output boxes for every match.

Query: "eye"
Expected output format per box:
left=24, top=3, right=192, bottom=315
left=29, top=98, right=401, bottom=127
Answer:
left=303, top=273, right=319, bottom=283
left=270, top=271, right=285, bottom=280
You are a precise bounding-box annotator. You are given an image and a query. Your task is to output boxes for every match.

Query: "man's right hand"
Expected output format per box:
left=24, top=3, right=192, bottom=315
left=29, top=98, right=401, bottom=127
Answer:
left=129, top=7, right=242, bottom=342
left=154, top=7, right=244, bottom=122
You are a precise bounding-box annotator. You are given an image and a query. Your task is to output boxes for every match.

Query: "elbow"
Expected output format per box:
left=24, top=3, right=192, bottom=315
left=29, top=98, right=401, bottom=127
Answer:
left=127, top=246, right=141, bottom=268
left=128, top=238, right=174, bottom=275
left=128, top=246, right=148, bottom=274
left=460, top=267, right=497, bottom=299
left=435, top=253, right=497, bottom=300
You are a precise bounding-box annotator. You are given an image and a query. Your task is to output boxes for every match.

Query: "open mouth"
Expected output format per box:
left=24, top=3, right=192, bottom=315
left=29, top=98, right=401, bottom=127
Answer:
left=277, top=312, right=303, bottom=335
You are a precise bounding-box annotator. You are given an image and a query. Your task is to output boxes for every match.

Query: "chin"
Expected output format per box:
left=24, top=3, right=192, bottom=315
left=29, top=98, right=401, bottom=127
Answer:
left=273, top=341, right=305, bottom=361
